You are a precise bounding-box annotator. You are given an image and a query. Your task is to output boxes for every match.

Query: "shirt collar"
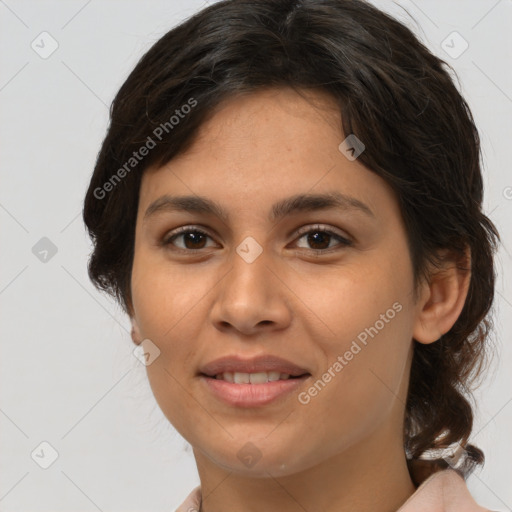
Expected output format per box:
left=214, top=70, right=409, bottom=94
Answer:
left=175, top=468, right=488, bottom=512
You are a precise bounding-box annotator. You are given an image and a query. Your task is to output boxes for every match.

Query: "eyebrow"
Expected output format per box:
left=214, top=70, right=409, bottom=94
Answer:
left=143, top=191, right=375, bottom=224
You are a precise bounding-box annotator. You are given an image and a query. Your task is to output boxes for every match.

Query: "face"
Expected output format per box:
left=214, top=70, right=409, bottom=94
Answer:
left=130, top=87, right=422, bottom=477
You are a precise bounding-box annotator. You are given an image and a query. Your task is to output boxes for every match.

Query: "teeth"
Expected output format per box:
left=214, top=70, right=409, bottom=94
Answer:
left=249, top=372, right=269, bottom=384
left=215, top=371, right=292, bottom=383
left=233, top=372, right=250, bottom=384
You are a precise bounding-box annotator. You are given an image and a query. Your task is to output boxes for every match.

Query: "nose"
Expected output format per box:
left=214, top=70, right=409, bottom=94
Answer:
left=209, top=241, right=292, bottom=336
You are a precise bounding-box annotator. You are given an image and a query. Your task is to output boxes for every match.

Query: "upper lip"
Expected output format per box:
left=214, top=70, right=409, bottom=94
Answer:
left=199, top=355, right=310, bottom=377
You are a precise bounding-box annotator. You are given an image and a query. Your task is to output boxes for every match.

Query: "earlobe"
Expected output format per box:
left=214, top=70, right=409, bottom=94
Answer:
left=413, top=248, right=471, bottom=345
left=130, top=317, right=142, bottom=346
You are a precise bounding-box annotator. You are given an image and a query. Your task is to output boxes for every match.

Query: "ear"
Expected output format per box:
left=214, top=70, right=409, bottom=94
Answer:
left=413, top=247, right=471, bottom=344
left=130, top=317, right=143, bottom=346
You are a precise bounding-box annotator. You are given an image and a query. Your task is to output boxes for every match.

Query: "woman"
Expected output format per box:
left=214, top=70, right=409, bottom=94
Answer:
left=83, top=1, right=500, bottom=510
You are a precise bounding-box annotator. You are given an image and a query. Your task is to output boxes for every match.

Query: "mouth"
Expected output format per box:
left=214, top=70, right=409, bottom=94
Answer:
left=199, top=372, right=311, bottom=407
left=199, top=354, right=310, bottom=379
left=198, top=354, right=311, bottom=407
left=201, top=371, right=309, bottom=383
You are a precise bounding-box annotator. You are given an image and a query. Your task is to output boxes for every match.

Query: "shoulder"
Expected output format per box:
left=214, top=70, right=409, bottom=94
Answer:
left=174, top=485, right=201, bottom=512
left=398, top=468, right=492, bottom=512
left=175, top=473, right=500, bottom=512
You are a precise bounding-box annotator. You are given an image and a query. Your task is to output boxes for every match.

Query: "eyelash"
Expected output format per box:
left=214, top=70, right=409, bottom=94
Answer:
left=161, top=224, right=353, bottom=255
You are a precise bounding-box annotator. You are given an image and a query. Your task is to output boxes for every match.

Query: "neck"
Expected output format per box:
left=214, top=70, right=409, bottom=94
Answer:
left=194, top=431, right=416, bottom=512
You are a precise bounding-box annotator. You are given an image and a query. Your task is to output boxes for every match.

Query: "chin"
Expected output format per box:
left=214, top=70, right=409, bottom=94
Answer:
left=198, top=436, right=317, bottom=478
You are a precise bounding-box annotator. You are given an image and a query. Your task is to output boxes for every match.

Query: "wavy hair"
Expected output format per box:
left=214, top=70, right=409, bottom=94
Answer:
left=83, top=0, right=500, bottom=482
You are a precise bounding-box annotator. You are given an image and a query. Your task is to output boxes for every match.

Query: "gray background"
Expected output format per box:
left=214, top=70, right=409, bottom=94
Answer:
left=1, top=1, right=511, bottom=510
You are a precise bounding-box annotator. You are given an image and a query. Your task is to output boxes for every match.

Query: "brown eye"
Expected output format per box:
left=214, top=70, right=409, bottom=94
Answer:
left=161, top=224, right=352, bottom=255
left=294, top=224, right=352, bottom=252
left=162, top=227, right=214, bottom=251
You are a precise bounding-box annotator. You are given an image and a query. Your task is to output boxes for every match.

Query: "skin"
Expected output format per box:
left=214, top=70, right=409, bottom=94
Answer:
left=129, top=87, right=470, bottom=512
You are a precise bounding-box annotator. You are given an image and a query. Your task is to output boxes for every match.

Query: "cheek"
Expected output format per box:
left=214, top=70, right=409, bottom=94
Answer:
left=296, top=306, right=413, bottom=463
left=130, top=257, right=205, bottom=436
left=297, top=253, right=414, bottom=414
left=296, top=255, right=408, bottom=345
left=131, top=248, right=201, bottom=336
left=130, top=252, right=205, bottom=387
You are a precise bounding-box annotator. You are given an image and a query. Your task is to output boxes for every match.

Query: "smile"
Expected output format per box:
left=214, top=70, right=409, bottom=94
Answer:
left=200, top=373, right=310, bottom=407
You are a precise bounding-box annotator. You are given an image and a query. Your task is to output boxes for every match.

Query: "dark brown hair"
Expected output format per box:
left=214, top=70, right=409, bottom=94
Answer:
left=83, top=0, right=500, bottom=481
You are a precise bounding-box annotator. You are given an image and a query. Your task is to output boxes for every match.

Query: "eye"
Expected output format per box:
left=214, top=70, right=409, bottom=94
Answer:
left=162, top=226, right=216, bottom=252
left=161, top=224, right=352, bottom=254
left=293, top=224, right=352, bottom=253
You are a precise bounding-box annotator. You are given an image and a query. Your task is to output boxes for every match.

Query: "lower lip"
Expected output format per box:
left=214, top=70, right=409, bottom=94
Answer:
left=200, top=375, right=310, bottom=407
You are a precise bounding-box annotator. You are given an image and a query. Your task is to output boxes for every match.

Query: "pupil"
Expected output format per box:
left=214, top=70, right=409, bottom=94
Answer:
left=308, top=232, right=329, bottom=250
left=185, top=232, right=206, bottom=249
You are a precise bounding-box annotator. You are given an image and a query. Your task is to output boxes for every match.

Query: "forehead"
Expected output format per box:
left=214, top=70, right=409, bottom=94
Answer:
left=137, top=86, right=398, bottom=223
left=187, top=86, right=343, bottom=154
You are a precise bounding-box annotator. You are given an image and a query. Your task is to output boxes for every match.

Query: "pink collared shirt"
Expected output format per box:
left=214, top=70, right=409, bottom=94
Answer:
left=175, top=468, right=495, bottom=512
